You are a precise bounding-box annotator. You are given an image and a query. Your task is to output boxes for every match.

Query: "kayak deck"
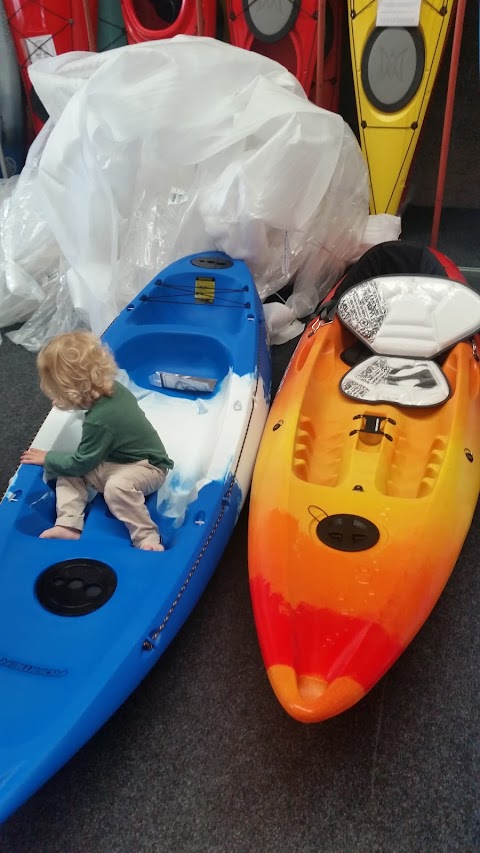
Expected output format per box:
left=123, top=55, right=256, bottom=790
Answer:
left=249, top=255, right=480, bottom=722
left=0, top=252, right=270, bottom=820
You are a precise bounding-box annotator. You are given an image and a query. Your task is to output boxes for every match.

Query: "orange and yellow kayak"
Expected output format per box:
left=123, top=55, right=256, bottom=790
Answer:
left=249, top=244, right=480, bottom=722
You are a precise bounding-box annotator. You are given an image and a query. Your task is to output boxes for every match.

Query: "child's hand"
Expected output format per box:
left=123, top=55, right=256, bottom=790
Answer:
left=21, top=448, right=47, bottom=467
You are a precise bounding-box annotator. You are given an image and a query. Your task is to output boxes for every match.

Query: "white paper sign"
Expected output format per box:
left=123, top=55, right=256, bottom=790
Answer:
left=376, top=0, right=421, bottom=27
left=24, top=35, right=57, bottom=64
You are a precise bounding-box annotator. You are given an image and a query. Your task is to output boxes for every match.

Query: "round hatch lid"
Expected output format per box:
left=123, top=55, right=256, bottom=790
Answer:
left=35, top=559, right=117, bottom=616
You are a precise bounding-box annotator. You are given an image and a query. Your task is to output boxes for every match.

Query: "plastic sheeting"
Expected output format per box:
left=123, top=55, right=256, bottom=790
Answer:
left=1, top=36, right=373, bottom=348
left=0, top=123, right=67, bottom=342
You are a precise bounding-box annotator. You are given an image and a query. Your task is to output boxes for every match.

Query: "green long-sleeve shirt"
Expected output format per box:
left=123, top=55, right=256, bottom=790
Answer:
left=45, top=381, right=174, bottom=479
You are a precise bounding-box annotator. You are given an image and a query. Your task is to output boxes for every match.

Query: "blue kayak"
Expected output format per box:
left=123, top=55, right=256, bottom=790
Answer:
left=0, top=252, right=271, bottom=822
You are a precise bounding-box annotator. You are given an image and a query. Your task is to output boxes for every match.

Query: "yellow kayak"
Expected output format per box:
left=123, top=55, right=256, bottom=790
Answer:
left=347, top=0, right=455, bottom=214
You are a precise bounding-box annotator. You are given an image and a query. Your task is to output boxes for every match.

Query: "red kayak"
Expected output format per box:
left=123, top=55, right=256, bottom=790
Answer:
left=225, top=0, right=342, bottom=109
left=4, top=0, right=97, bottom=136
left=121, top=0, right=217, bottom=42
left=309, top=0, right=343, bottom=113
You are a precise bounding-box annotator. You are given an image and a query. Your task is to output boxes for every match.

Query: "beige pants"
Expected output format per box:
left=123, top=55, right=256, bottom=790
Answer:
left=55, top=460, right=167, bottom=548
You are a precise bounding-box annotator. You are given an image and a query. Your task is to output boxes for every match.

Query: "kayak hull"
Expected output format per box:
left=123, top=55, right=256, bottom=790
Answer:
left=121, top=0, right=217, bottom=42
left=3, top=0, right=97, bottom=135
left=249, top=246, right=480, bottom=722
left=347, top=0, right=455, bottom=213
left=97, top=0, right=127, bottom=50
left=0, top=251, right=271, bottom=820
left=309, top=0, right=343, bottom=112
left=0, top=0, right=25, bottom=175
left=225, top=0, right=323, bottom=100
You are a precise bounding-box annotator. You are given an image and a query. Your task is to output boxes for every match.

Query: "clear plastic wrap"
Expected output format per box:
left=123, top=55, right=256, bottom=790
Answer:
left=7, top=261, right=86, bottom=351
left=25, top=37, right=370, bottom=340
left=0, top=122, right=64, bottom=333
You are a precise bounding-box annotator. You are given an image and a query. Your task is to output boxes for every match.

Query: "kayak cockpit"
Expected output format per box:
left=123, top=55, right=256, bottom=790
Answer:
left=335, top=273, right=480, bottom=408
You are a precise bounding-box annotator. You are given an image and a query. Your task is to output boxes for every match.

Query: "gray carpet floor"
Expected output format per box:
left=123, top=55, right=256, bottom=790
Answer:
left=1, top=210, right=480, bottom=852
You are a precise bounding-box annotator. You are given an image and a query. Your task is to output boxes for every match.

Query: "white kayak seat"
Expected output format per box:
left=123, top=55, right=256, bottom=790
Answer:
left=340, top=355, right=450, bottom=408
left=336, top=275, right=480, bottom=358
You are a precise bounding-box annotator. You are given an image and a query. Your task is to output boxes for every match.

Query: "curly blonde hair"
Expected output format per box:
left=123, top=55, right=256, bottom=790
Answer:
left=37, top=331, right=117, bottom=410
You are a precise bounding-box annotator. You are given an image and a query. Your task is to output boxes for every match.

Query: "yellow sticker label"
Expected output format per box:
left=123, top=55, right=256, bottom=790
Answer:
left=195, top=277, right=215, bottom=303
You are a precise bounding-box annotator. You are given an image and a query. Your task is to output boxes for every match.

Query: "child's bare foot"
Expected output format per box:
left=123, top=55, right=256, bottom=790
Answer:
left=40, top=526, right=81, bottom=541
left=139, top=541, right=165, bottom=552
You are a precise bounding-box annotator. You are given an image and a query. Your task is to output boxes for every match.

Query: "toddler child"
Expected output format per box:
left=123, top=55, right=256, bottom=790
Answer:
left=21, top=331, right=173, bottom=552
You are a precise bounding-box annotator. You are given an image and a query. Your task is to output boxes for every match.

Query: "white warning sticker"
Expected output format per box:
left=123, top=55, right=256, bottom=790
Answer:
left=376, top=0, right=421, bottom=27
left=24, top=35, right=57, bottom=64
